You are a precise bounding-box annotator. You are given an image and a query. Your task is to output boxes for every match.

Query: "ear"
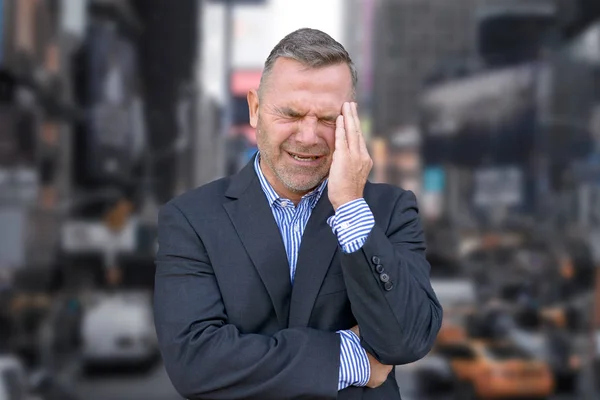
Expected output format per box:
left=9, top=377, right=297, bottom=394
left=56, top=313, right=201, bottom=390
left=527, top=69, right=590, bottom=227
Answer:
left=247, top=89, right=259, bottom=128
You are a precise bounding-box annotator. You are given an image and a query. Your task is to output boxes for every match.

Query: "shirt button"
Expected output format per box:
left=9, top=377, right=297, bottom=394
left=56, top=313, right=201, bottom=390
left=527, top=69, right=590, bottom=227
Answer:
left=340, top=221, right=351, bottom=230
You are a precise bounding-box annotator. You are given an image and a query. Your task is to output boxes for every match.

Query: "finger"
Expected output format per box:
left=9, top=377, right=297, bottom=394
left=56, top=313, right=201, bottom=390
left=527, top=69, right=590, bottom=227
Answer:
left=352, top=103, right=368, bottom=155
left=351, top=102, right=361, bottom=133
left=343, top=102, right=359, bottom=152
left=358, top=131, right=369, bottom=158
left=335, top=115, right=347, bottom=152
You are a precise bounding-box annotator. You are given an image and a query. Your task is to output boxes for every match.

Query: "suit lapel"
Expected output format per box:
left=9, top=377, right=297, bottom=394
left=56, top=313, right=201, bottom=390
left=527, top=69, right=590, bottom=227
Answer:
left=288, top=188, right=338, bottom=328
left=223, top=159, right=292, bottom=330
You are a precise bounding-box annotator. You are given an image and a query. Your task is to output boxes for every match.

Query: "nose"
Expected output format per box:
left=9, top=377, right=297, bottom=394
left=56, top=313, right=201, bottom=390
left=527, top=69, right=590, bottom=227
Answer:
left=295, top=117, right=319, bottom=145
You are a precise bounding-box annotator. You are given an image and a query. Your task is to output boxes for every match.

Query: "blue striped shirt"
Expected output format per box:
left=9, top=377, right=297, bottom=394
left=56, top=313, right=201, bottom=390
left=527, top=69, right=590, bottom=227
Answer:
left=254, top=154, right=374, bottom=390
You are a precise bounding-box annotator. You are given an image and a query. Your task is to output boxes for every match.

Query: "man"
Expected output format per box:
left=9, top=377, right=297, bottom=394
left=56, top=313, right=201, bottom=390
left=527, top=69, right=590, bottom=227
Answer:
left=154, top=28, right=442, bottom=399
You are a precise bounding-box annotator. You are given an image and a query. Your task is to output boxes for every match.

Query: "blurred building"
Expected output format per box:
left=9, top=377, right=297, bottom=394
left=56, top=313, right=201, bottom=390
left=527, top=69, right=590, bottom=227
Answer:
left=371, top=0, right=562, bottom=138
left=343, top=0, right=376, bottom=117
left=0, top=0, right=204, bottom=291
left=371, top=0, right=479, bottom=139
left=476, top=0, right=557, bottom=67
left=415, top=0, right=600, bottom=229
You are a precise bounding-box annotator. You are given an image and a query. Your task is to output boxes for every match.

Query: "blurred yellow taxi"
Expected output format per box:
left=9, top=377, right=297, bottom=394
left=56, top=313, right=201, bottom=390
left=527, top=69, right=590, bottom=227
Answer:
left=435, top=339, right=554, bottom=399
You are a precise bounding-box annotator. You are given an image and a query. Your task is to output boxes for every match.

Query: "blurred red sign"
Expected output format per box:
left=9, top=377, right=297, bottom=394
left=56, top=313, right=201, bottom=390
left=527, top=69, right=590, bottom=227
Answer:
left=231, top=70, right=262, bottom=96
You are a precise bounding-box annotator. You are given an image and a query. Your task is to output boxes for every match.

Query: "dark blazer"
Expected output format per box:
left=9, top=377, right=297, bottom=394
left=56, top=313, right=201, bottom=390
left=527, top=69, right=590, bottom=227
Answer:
left=154, top=157, right=443, bottom=400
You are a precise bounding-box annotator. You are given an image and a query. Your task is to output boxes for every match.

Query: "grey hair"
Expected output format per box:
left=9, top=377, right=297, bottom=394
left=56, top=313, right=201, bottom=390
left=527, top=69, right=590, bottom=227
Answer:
left=258, top=28, right=357, bottom=98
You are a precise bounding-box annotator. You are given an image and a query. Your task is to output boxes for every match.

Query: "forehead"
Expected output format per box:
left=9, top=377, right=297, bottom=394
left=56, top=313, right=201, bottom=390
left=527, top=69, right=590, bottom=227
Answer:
left=263, top=58, right=353, bottom=112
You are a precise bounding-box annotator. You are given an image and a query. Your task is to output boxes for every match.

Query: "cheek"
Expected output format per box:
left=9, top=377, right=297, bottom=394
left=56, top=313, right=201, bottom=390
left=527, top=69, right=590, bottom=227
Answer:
left=270, top=124, right=296, bottom=148
left=321, top=129, right=336, bottom=151
left=258, top=119, right=287, bottom=146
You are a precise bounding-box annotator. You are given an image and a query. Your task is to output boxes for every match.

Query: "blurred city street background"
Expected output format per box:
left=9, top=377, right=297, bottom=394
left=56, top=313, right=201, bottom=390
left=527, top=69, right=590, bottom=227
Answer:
left=1, top=0, right=600, bottom=399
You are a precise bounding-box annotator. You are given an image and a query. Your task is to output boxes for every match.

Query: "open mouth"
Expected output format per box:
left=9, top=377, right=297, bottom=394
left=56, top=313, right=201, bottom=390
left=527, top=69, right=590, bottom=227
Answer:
left=287, top=152, right=322, bottom=162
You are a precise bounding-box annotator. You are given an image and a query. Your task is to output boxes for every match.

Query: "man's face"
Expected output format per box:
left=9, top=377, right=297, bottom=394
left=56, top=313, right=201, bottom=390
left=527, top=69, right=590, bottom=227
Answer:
left=248, top=58, right=354, bottom=196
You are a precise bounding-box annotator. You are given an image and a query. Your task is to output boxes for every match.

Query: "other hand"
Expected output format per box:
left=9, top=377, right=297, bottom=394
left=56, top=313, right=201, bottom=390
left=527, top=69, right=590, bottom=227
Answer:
left=366, top=352, right=393, bottom=388
left=328, top=102, right=373, bottom=211
left=350, top=325, right=392, bottom=389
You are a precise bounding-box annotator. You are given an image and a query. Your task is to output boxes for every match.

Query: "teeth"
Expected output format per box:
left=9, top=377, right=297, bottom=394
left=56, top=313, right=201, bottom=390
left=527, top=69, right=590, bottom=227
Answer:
left=291, top=154, right=317, bottom=161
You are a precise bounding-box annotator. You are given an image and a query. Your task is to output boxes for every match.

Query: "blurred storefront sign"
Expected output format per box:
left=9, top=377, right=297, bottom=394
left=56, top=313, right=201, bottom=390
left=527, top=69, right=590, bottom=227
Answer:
left=0, top=207, right=26, bottom=269
left=0, top=167, right=38, bottom=205
left=422, top=167, right=445, bottom=220
left=421, top=63, right=537, bottom=137
left=230, top=69, right=261, bottom=144
left=473, top=166, right=523, bottom=207
left=230, top=70, right=262, bottom=95
left=60, top=219, right=137, bottom=254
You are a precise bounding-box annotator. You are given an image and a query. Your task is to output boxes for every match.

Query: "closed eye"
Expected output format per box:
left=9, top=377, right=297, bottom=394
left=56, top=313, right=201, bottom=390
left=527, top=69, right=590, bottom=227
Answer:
left=275, top=107, right=304, bottom=119
left=320, top=117, right=337, bottom=127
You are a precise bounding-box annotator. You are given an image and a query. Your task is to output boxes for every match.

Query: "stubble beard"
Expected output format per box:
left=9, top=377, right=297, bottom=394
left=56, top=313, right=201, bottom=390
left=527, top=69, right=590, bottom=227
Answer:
left=256, top=126, right=329, bottom=194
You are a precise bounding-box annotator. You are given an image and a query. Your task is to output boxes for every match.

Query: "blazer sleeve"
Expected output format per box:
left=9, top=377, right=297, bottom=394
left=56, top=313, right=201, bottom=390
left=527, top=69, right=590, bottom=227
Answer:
left=339, top=190, right=443, bottom=366
left=153, top=202, right=340, bottom=400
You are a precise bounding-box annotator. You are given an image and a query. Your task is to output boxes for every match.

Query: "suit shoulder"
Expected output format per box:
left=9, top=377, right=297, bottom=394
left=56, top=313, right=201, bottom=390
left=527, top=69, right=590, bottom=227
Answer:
left=162, top=176, right=231, bottom=216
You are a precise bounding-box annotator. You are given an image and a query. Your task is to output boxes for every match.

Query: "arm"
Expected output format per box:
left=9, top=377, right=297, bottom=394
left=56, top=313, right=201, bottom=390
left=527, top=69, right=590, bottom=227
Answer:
left=154, top=202, right=340, bottom=400
left=337, top=190, right=443, bottom=366
left=327, top=103, right=441, bottom=366
left=337, top=330, right=370, bottom=389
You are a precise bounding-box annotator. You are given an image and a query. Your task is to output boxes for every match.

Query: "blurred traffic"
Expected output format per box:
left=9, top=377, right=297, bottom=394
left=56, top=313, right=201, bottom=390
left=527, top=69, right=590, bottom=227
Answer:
left=1, top=0, right=600, bottom=399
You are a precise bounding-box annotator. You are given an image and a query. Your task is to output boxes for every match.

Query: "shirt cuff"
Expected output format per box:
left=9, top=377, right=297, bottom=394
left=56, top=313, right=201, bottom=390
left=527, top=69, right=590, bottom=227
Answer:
left=337, top=330, right=370, bottom=390
left=327, top=198, right=375, bottom=253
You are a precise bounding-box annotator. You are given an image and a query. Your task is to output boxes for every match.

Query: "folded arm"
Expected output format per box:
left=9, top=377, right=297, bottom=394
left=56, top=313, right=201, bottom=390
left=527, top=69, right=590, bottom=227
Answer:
left=328, top=191, right=443, bottom=366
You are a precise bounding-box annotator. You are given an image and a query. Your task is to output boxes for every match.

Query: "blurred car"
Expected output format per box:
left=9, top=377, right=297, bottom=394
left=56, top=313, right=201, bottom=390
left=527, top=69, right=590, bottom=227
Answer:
left=431, top=277, right=477, bottom=345
left=8, top=293, right=53, bottom=369
left=434, top=339, right=554, bottom=399
left=81, top=291, right=158, bottom=367
left=396, top=353, right=457, bottom=400
left=0, top=354, right=27, bottom=400
left=505, top=312, right=580, bottom=393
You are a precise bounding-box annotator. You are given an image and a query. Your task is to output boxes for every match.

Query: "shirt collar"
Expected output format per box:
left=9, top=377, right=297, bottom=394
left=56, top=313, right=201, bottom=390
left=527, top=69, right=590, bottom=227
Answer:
left=254, top=152, right=327, bottom=209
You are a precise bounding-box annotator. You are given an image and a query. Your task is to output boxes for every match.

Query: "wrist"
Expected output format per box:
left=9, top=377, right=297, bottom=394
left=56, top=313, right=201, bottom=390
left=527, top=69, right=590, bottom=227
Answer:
left=331, top=195, right=362, bottom=211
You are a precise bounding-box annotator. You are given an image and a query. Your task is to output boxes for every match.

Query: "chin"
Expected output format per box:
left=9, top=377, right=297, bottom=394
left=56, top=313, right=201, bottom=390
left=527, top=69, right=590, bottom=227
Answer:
left=287, top=177, right=325, bottom=192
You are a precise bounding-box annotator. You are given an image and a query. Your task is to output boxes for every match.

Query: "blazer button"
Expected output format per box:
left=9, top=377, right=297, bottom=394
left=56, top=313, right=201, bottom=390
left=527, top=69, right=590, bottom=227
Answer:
left=379, top=273, right=390, bottom=283
left=384, top=281, right=394, bottom=291
left=375, top=264, right=384, bottom=273
left=372, top=256, right=381, bottom=264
